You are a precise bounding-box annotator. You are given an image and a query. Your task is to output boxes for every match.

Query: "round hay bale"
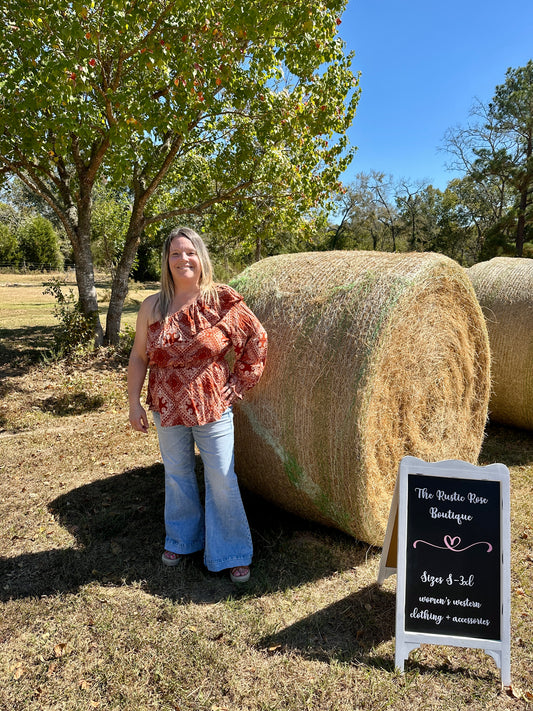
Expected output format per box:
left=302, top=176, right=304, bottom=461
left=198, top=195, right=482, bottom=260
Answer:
left=467, top=257, right=533, bottom=430
left=232, top=251, right=491, bottom=546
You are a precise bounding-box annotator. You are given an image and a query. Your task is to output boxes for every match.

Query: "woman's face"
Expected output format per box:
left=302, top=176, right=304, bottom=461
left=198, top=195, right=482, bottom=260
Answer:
left=168, top=236, right=202, bottom=287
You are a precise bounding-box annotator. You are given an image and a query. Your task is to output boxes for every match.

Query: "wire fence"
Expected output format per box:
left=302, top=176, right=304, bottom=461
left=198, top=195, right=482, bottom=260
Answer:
left=0, top=261, right=76, bottom=272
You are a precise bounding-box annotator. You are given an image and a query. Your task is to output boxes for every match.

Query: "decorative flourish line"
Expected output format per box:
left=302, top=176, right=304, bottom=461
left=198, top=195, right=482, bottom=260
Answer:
left=413, top=535, right=493, bottom=553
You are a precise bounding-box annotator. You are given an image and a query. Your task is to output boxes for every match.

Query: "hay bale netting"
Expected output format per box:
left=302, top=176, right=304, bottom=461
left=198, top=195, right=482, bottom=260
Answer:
left=232, top=251, right=491, bottom=546
left=467, top=257, right=533, bottom=430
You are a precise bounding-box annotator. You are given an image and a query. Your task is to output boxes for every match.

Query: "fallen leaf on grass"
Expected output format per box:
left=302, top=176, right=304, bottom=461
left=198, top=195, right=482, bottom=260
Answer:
left=53, top=642, right=67, bottom=657
left=46, top=663, right=57, bottom=677
left=506, top=684, right=523, bottom=699
left=12, top=663, right=27, bottom=680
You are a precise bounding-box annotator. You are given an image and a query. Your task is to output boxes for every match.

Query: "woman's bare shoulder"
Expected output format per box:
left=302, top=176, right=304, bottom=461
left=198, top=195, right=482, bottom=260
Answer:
left=142, top=292, right=160, bottom=307
left=138, top=292, right=161, bottom=323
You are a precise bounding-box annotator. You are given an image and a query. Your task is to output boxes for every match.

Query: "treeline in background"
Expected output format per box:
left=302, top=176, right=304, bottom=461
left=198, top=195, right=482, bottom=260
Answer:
left=2, top=59, right=532, bottom=279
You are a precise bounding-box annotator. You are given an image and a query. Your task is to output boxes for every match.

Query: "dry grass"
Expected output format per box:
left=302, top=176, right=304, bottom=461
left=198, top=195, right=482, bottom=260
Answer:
left=0, top=276, right=532, bottom=711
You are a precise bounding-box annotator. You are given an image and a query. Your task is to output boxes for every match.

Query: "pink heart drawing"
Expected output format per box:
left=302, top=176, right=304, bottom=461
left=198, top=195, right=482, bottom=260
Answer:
left=444, top=535, right=461, bottom=549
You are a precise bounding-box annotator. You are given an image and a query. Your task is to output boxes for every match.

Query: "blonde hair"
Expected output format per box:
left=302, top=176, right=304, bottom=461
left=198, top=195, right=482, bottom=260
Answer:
left=158, top=227, right=218, bottom=319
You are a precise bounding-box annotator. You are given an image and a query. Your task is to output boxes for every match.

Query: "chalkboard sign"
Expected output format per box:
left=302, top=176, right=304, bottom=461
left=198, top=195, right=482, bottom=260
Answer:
left=379, top=456, right=511, bottom=686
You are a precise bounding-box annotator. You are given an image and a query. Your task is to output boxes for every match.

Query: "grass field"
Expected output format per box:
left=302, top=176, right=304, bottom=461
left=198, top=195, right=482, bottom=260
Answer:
left=0, top=273, right=532, bottom=710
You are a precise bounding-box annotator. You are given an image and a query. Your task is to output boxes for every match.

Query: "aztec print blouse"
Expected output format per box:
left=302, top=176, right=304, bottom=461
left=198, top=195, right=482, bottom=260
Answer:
left=146, top=284, right=267, bottom=427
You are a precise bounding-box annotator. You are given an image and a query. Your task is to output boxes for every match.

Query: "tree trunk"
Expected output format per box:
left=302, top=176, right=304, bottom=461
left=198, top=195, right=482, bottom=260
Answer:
left=105, top=219, right=145, bottom=345
left=514, top=132, right=532, bottom=257
left=254, top=233, right=262, bottom=262
left=71, top=187, right=103, bottom=345
left=514, top=184, right=529, bottom=257
left=73, top=232, right=104, bottom=346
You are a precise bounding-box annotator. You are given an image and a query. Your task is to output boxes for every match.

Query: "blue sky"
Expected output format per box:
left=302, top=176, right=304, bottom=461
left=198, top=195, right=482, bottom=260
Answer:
left=338, top=0, right=533, bottom=190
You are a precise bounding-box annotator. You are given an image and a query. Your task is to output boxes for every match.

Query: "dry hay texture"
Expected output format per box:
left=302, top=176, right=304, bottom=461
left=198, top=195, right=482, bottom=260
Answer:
left=231, top=251, right=491, bottom=547
left=468, top=257, right=533, bottom=430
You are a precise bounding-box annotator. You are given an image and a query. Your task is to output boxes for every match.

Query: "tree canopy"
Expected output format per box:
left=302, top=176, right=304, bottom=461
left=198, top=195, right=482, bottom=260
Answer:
left=329, top=61, right=533, bottom=264
left=0, top=0, right=359, bottom=343
left=442, top=60, right=533, bottom=257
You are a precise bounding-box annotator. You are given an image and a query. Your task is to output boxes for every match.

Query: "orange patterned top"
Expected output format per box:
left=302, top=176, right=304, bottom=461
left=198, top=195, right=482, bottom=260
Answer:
left=146, top=284, right=267, bottom=427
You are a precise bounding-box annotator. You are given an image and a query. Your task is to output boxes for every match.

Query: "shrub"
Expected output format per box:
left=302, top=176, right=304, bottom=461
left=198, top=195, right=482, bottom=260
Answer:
left=0, top=223, right=21, bottom=267
left=43, top=278, right=96, bottom=357
left=18, top=216, right=64, bottom=270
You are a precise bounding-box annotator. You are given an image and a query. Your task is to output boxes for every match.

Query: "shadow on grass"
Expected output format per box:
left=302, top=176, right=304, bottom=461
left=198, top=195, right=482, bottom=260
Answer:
left=0, top=461, right=381, bottom=609
left=479, top=421, right=533, bottom=467
left=257, top=582, right=396, bottom=667
left=0, top=325, right=55, bottom=374
left=40, top=391, right=106, bottom=416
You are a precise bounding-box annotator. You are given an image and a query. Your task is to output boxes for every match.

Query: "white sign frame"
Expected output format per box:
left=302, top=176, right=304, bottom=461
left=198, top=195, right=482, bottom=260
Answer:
left=378, top=456, right=511, bottom=686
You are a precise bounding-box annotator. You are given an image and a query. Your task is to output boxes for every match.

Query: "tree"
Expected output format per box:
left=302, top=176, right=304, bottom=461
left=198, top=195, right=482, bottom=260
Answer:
left=91, top=182, right=130, bottom=277
left=0, top=223, right=20, bottom=266
left=17, top=216, right=64, bottom=270
left=328, top=173, right=399, bottom=252
left=366, top=172, right=401, bottom=251
left=487, top=61, right=533, bottom=256
left=396, top=180, right=425, bottom=251
left=204, top=192, right=328, bottom=269
left=446, top=176, right=509, bottom=262
left=0, top=0, right=358, bottom=344
left=442, top=61, right=533, bottom=257
left=327, top=184, right=359, bottom=249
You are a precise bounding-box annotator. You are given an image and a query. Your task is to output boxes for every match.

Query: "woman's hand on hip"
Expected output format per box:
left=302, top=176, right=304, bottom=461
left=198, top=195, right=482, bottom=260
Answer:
left=221, top=383, right=238, bottom=407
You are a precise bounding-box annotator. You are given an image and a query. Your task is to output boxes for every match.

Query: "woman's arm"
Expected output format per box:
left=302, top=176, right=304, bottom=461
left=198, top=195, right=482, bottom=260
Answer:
left=223, top=300, right=268, bottom=406
left=127, top=296, right=155, bottom=433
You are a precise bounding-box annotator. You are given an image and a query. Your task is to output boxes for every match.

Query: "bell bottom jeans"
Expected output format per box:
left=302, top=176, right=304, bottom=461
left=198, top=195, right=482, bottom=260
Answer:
left=152, top=408, right=252, bottom=572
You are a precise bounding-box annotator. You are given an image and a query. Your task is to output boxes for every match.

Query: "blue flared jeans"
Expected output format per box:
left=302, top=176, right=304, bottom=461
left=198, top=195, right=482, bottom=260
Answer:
left=152, top=408, right=252, bottom=572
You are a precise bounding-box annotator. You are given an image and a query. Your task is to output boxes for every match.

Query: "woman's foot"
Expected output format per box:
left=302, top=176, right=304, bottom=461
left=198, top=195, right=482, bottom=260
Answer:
left=161, top=550, right=183, bottom=566
left=229, top=566, right=250, bottom=583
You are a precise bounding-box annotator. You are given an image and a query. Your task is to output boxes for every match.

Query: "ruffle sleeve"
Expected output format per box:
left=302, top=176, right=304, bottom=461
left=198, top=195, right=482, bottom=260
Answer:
left=217, top=286, right=268, bottom=399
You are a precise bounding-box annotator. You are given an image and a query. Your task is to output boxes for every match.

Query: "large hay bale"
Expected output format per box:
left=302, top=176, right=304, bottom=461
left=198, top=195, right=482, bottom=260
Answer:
left=232, top=251, right=491, bottom=546
left=467, top=257, right=533, bottom=430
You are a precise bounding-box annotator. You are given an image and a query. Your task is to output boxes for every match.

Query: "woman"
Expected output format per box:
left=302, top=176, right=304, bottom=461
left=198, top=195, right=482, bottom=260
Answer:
left=128, top=226, right=267, bottom=583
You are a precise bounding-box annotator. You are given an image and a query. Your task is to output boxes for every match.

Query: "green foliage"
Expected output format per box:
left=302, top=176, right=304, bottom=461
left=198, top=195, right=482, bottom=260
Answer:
left=442, top=60, right=533, bottom=257
left=115, top=323, right=136, bottom=362
left=0, top=3, right=358, bottom=216
left=0, top=223, right=21, bottom=266
left=130, top=226, right=166, bottom=282
left=91, top=183, right=130, bottom=275
left=17, top=216, right=64, bottom=269
left=0, top=0, right=359, bottom=340
left=43, top=278, right=96, bottom=357
left=203, top=198, right=328, bottom=269
left=0, top=199, right=19, bottom=231
left=131, top=238, right=161, bottom=281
